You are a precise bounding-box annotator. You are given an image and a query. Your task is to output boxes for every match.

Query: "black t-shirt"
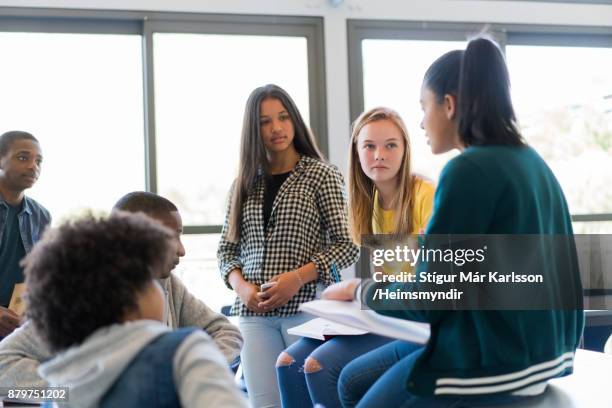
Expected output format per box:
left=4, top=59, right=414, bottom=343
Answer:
left=0, top=201, right=26, bottom=307
left=263, top=171, right=291, bottom=233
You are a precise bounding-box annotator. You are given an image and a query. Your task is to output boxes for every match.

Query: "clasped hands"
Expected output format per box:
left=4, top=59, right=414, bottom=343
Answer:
left=237, top=270, right=302, bottom=313
left=238, top=274, right=362, bottom=313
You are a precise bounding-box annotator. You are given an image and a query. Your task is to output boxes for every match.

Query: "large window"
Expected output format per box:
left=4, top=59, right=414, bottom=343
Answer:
left=174, top=233, right=232, bottom=314
left=0, top=10, right=326, bottom=312
left=506, top=44, right=612, bottom=231
left=146, top=16, right=325, bottom=310
left=349, top=21, right=612, bottom=233
left=0, top=31, right=145, bottom=222
left=361, top=38, right=463, bottom=181
left=154, top=33, right=310, bottom=226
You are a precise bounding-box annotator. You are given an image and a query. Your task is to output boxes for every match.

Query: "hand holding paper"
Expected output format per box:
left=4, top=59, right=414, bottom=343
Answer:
left=321, top=278, right=361, bottom=301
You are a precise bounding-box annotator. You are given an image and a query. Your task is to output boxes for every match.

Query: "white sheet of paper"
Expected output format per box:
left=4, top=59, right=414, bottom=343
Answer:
left=288, top=317, right=368, bottom=340
left=299, top=299, right=430, bottom=344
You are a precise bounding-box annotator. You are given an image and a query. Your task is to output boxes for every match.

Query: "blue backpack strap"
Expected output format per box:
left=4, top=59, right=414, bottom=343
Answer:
left=101, top=327, right=199, bottom=408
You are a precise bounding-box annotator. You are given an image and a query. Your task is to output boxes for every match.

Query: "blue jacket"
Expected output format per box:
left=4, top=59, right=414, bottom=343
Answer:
left=0, top=195, right=51, bottom=253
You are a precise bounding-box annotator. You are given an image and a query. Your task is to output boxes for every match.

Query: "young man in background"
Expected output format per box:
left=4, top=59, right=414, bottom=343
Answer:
left=0, top=131, right=50, bottom=338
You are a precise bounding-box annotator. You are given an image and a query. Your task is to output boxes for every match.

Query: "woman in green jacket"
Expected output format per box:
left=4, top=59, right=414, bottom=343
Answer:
left=324, top=36, right=584, bottom=407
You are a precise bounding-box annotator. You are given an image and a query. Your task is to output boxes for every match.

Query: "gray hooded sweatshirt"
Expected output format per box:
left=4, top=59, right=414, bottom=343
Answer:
left=0, top=274, right=242, bottom=388
left=38, top=320, right=247, bottom=408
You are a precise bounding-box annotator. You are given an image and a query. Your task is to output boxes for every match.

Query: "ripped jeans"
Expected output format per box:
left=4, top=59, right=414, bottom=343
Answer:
left=239, top=314, right=313, bottom=408
left=275, top=334, right=391, bottom=408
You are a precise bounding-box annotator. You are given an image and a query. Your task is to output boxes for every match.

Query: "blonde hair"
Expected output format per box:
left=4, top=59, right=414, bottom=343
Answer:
left=348, top=107, right=418, bottom=244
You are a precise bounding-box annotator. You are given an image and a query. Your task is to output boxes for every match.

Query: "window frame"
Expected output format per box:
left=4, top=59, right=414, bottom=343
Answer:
left=489, top=0, right=612, bottom=4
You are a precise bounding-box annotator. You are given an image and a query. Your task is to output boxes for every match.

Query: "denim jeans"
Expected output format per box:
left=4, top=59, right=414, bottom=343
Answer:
left=277, top=334, right=391, bottom=408
left=239, top=314, right=313, bottom=408
left=339, top=340, right=533, bottom=408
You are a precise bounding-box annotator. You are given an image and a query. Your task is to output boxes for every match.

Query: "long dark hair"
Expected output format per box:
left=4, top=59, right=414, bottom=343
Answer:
left=423, top=36, right=525, bottom=147
left=226, top=84, right=324, bottom=241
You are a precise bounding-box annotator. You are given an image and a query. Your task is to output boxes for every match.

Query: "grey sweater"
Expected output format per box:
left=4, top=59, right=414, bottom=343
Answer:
left=39, top=321, right=247, bottom=408
left=0, top=274, right=242, bottom=388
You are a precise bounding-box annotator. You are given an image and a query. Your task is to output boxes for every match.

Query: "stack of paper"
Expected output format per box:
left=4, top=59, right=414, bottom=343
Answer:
left=298, top=299, right=430, bottom=344
left=288, top=317, right=368, bottom=340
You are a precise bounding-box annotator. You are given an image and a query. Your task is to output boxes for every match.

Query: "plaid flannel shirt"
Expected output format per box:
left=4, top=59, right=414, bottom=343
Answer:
left=218, top=156, right=359, bottom=316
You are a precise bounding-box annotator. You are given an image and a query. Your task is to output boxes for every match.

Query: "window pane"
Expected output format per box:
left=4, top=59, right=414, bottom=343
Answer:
left=173, top=233, right=235, bottom=314
left=507, top=45, right=612, bottom=214
left=362, top=39, right=464, bottom=181
left=573, top=221, right=612, bottom=234
left=154, top=34, right=310, bottom=226
left=0, top=32, right=145, bottom=222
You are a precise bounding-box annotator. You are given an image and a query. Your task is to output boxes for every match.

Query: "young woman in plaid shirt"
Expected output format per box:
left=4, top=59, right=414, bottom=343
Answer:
left=217, top=84, right=359, bottom=407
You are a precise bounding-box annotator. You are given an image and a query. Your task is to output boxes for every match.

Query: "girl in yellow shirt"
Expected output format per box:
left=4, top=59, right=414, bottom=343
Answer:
left=276, top=107, right=434, bottom=408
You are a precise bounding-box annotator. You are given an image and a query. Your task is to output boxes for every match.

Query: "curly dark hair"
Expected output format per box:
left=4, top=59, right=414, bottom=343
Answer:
left=23, top=212, right=174, bottom=353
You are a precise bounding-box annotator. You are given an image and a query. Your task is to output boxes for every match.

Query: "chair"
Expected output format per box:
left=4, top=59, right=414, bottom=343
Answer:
left=221, top=304, right=247, bottom=394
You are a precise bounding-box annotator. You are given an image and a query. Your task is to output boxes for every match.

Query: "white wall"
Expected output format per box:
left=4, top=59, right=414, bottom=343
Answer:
left=1, top=0, right=611, bottom=171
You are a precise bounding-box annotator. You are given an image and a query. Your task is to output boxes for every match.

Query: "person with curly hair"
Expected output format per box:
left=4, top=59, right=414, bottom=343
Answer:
left=23, top=213, right=247, bottom=407
left=0, top=192, right=242, bottom=388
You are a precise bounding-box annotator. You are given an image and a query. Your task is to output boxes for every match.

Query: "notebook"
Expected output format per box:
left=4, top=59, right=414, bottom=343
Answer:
left=299, top=299, right=430, bottom=344
left=288, top=317, right=368, bottom=340
left=8, top=283, right=26, bottom=316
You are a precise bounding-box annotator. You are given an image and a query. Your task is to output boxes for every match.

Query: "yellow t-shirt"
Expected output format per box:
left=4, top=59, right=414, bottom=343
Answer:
left=372, top=177, right=435, bottom=234
left=371, top=177, right=435, bottom=275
